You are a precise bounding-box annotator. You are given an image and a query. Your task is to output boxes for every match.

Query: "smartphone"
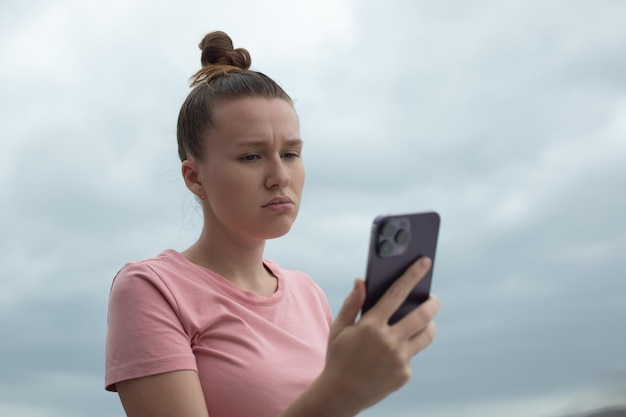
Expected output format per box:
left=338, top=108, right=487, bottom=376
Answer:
left=362, top=211, right=440, bottom=325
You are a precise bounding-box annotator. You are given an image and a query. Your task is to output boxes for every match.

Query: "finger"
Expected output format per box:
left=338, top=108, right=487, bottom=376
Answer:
left=406, top=321, right=437, bottom=357
left=364, top=257, right=431, bottom=323
left=392, top=294, right=440, bottom=338
left=331, top=279, right=366, bottom=330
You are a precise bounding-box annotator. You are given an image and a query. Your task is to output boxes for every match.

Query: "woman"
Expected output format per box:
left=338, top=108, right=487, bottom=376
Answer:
left=105, top=31, right=439, bottom=417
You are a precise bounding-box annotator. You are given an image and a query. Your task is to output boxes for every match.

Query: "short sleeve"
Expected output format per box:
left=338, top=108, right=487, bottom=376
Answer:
left=105, top=262, right=198, bottom=391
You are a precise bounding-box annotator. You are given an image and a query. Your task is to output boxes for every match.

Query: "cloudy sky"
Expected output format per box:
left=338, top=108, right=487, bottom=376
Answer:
left=1, top=0, right=625, bottom=416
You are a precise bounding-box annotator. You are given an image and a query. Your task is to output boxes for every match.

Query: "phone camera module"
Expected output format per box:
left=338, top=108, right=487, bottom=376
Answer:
left=376, top=217, right=412, bottom=258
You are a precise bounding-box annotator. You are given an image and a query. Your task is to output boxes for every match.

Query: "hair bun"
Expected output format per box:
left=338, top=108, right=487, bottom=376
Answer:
left=198, top=31, right=251, bottom=70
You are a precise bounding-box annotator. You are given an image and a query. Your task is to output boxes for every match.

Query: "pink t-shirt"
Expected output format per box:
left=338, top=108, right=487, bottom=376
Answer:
left=105, top=249, right=332, bottom=417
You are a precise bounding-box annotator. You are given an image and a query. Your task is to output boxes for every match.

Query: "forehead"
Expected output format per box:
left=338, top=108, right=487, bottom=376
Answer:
left=209, top=97, right=300, bottom=143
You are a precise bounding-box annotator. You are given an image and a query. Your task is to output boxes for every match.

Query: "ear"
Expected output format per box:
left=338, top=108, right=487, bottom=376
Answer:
left=181, top=159, right=206, bottom=200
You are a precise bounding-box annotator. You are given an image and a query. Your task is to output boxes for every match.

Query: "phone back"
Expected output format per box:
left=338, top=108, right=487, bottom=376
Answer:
left=362, top=212, right=440, bottom=325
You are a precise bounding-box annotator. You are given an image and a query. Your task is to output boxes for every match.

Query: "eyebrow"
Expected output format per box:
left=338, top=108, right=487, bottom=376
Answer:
left=233, top=139, right=303, bottom=149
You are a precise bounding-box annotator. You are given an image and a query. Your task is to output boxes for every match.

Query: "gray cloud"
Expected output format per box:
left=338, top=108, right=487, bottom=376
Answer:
left=1, top=0, right=625, bottom=416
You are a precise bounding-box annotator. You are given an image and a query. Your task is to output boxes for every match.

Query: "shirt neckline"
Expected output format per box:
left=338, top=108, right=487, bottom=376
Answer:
left=161, top=249, right=285, bottom=306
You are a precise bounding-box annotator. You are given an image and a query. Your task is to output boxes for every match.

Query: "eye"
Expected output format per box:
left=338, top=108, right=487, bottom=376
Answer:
left=239, top=154, right=260, bottom=162
left=282, top=152, right=300, bottom=159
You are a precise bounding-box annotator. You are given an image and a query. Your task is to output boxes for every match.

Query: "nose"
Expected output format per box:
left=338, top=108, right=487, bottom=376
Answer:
left=265, top=157, right=290, bottom=189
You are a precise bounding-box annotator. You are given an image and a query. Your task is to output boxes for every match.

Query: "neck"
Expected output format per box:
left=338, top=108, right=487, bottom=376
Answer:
left=182, top=225, right=277, bottom=296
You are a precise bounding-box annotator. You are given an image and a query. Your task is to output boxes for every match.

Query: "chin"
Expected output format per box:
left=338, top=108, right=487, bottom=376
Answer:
left=264, top=228, right=292, bottom=240
left=261, top=220, right=296, bottom=240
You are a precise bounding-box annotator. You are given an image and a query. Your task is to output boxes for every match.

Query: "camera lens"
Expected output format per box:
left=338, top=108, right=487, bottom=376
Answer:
left=381, top=222, right=396, bottom=238
left=378, top=240, right=394, bottom=258
left=395, top=229, right=411, bottom=245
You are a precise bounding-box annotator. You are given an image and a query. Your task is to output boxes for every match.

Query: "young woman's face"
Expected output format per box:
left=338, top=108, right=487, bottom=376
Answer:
left=194, top=97, right=304, bottom=244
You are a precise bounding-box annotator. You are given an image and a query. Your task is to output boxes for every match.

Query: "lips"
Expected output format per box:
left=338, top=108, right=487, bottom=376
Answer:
left=262, top=197, right=293, bottom=207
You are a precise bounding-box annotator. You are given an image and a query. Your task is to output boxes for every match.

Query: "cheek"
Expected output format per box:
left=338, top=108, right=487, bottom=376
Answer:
left=213, top=175, right=251, bottom=199
left=297, top=172, right=305, bottom=191
left=293, top=162, right=305, bottom=187
left=205, top=169, right=244, bottom=201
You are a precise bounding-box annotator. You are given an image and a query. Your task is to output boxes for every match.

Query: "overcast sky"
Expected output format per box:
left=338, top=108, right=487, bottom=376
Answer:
left=1, top=1, right=625, bottom=416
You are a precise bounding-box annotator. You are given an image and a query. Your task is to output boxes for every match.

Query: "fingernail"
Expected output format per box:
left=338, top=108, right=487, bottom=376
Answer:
left=420, top=257, right=431, bottom=268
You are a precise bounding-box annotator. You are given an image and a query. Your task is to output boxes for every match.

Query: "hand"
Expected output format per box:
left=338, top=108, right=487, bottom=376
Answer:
left=321, top=257, right=440, bottom=415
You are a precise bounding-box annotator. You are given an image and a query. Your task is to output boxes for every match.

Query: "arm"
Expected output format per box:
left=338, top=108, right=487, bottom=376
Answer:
left=105, top=264, right=209, bottom=417
left=117, top=370, right=209, bottom=417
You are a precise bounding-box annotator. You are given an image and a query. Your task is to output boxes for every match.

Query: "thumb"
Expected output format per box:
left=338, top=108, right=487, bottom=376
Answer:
left=332, top=279, right=366, bottom=329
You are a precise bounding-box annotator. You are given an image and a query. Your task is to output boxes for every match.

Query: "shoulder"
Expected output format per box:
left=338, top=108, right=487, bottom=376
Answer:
left=110, top=250, right=193, bottom=301
left=113, top=250, right=189, bottom=285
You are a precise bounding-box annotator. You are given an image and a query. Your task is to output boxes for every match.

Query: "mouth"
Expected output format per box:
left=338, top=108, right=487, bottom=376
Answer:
left=262, top=197, right=294, bottom=207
